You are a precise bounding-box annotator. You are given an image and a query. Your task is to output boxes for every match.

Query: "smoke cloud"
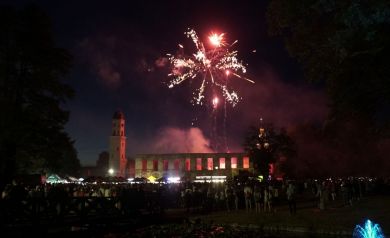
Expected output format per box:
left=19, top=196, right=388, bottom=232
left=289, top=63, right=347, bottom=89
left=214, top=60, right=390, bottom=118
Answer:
left=78, top=37, right=122, bottom=89
left=155, top=57, right=169, bottom=67
left=152, top=127, right=214, bottom=153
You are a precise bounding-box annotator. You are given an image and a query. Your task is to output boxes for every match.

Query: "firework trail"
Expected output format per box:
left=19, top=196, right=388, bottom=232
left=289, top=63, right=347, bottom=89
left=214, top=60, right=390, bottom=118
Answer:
left=167, top=28, right=254, bottom=107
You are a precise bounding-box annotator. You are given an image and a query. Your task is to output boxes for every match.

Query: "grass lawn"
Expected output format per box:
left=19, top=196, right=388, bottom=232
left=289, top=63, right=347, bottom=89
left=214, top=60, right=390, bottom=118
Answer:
left=191, top=195, right=390, bottom=236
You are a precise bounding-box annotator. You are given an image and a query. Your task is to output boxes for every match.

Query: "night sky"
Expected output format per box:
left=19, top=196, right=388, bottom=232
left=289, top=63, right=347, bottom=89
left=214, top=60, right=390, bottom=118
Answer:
left=6, top=0, right=327, bottom=165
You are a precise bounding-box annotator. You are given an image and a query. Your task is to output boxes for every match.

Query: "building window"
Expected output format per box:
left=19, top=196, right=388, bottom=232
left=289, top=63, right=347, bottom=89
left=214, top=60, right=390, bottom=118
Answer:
left=163, top=160, right=169, bottom=171
left=207, top=158, right=213, bottom=170
left=174, top=159, right=180, bottom=171
left=142, top=159, right=147, bottom=172
left=269, top=163, right=274, bottom=175
left=196, top=158, right=202, bottom=171
left=219, top=158, right=225, bottom=169
left=128, top=159, right=135, bottom=177
left=231, top=157, right=237, bottom=169
left=185, top=158, right=191, bottom=171
left=153, top=160, right=158, bottom=171
left=121, top=131, right=124, bottom=136
left=243, top=156, right=250, bottom=169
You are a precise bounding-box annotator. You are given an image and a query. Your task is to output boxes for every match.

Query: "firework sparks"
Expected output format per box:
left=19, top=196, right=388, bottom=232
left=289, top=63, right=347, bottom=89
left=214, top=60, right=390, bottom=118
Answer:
left=209, top=32, right=225, bottom=47
left=166, top=28, right=254, bottom=107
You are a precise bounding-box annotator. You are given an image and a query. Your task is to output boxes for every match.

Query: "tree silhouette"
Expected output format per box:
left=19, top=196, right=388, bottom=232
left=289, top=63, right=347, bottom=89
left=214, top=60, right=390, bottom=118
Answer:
left=0, top=5, right=80, bottom=184
left=267, top=0, right=390, bottom=134
left=243, top=124, right=296, bottom=178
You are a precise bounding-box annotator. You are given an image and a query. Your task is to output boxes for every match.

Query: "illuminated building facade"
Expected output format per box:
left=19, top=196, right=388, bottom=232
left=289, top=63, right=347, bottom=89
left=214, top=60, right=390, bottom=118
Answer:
left=128, top=153, right=253, bottom=181
left=107, top=112, right=254, bottom=180
left=109, top=111, right=127, bottom=177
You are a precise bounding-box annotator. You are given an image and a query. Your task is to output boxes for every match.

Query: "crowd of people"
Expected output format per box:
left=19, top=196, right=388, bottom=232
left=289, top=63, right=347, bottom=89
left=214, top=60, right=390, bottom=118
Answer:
left=1, top=176, right=389, bottom=223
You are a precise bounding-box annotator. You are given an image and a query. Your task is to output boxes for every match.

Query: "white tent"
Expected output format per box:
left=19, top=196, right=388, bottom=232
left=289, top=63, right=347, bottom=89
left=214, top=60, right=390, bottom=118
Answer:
left=46, top=174, right=67, bottom=183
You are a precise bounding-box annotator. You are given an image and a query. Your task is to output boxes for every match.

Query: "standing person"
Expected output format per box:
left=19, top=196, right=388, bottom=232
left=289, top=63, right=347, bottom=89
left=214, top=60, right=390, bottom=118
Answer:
left=214, top=189, right=220, bottom=211
left=317, top=183, right=326, bottom=210
left=219, top=189, right=226, bottom=210
left=184, top=187, right=192, bottom=213
left=273, top=186, right=279, bottom=212
left=233, top=187, right=239, bottom=211
left=244, top=183, right=252, bottom=212
left=286, top=183, right=296, bottom=215
left=225, top=185, right=233, bottom=212
left=330, top=182, right=336, bottom=201
left=253, top=186, right=262, bottom=213
left=206, top=186, right=214, bottom=211
left=264, top=188, right=272, bottom=212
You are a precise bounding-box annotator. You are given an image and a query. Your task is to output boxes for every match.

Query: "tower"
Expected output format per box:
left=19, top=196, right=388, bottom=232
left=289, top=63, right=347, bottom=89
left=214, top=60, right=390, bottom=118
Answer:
left=109, top=111, right=126, bottom=177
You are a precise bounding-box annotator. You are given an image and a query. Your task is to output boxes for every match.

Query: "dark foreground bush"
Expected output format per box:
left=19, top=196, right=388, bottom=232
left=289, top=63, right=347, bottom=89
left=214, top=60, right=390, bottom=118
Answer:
left=105, top=219, right=279, bottom=238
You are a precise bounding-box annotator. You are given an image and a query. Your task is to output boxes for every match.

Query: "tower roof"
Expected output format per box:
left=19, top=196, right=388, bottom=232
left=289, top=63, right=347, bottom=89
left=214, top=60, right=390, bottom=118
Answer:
left=113, top=110, right=125, bottom=119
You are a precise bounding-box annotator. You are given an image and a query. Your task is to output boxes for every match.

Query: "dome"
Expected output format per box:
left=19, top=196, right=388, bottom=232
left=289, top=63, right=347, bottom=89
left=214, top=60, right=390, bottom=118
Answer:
left=113, top=110, right=125, bottom=119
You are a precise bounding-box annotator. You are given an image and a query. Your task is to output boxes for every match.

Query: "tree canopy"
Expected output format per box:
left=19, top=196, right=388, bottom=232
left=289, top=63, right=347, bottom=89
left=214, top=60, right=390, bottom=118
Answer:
left=267, top=0, right=390, bottom=133
left=243, top=124, right=296, bottom=178
left=0, top=5, right=80, bottom=180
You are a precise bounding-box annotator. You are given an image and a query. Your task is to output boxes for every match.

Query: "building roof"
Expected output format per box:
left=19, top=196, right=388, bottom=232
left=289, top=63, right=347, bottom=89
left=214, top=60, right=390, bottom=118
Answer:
left=134, top=152, right=248, bottom=159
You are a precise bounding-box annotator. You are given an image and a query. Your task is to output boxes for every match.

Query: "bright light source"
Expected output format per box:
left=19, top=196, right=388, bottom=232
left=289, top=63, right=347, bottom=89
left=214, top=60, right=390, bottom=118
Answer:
left=108, top=168, right=114, bottom=175
left=148, top=175, right=156, bottom=183
left=264, top=142, right=270, bottom=149
left=167, top=177, right=180, bottom=183
left=78, top=178, right=84, bottom=182
left=209, top=32, right=225, bottom=47
left=212, top=97, right=219, bottom=109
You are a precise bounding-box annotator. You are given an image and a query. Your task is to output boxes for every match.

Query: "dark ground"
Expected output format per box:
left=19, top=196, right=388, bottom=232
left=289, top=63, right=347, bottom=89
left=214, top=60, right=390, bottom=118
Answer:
left=3, top=195, right=389, bottom=238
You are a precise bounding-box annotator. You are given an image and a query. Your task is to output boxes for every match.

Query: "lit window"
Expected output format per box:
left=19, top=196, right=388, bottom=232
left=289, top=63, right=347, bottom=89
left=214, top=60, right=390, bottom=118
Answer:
left=243, top=156, right=250, bottom=169
left=219, top=158, right=225, bottom=169
left=142, top=159, right=147, bottom=171
left=163, top=160, right=169, bottom=171
left=153, top=160, right=158, bottom=171
left=196, top=158, right=202, bottom=171
left=185, top=158, right=191, bottom=171
left=269, top=163, right=275, bottom=175
left=207, top=158, right=213, bottom=170
left=231, top=157, right=237, bottom=169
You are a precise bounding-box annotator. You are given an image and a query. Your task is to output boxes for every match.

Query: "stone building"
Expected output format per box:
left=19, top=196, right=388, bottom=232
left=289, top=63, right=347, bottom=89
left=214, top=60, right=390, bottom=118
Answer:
left=108, top=111, right=127, bottom=177
left=127, top=153, right=253, bottom=181
left=107, top=111, right=254, bottom=181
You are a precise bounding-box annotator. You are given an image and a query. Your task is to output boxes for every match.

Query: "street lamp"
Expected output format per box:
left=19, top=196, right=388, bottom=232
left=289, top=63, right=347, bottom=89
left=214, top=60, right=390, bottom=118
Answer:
left=108, top=168, right=114, bottom=176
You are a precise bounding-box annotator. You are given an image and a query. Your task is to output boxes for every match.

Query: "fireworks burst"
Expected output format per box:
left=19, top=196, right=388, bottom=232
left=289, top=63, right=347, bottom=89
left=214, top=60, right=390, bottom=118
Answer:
left=167, top=28, right=254, bottom=107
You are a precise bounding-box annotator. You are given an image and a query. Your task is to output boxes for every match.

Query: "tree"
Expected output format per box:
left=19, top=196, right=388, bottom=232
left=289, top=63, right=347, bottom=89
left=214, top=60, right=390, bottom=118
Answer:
left=243, top=124, right=296, bottom=178
left=267, top=0, right=390, bottom=134
left=0, top=5, right=80, bottom=183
